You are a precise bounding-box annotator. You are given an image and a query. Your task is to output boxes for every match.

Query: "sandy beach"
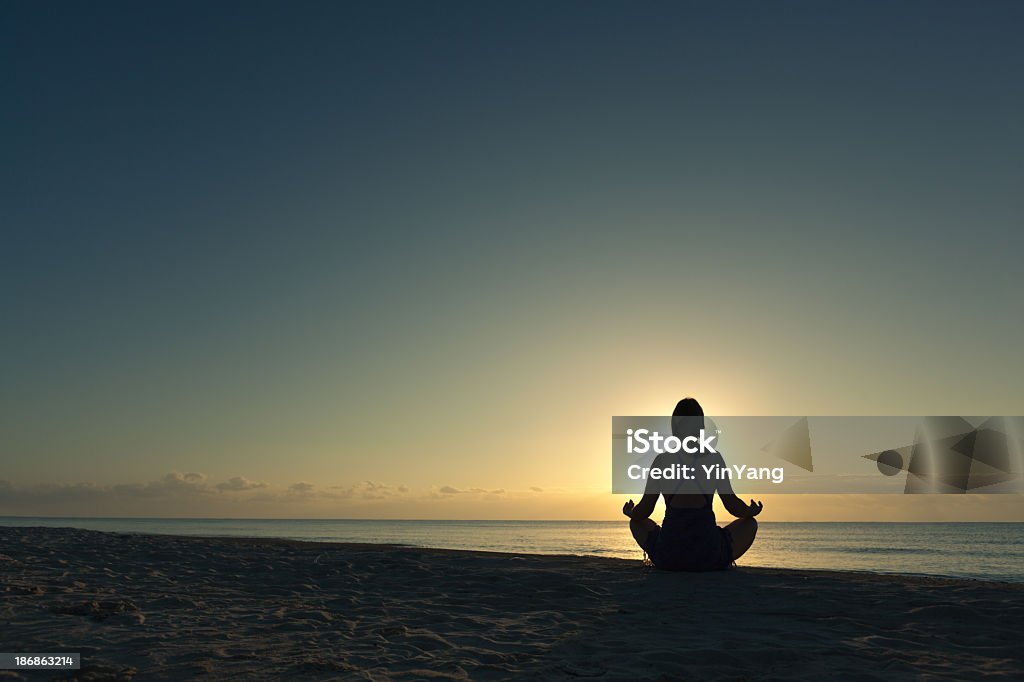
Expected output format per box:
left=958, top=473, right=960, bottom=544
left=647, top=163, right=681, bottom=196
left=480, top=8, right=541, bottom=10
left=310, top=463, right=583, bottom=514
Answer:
left=1, top=526, right=1022, bottom=680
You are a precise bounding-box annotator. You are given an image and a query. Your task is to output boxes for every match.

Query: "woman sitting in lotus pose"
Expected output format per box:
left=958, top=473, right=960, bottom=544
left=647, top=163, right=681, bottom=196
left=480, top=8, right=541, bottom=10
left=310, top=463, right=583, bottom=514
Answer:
left=622, top=397, right=762, bottom=571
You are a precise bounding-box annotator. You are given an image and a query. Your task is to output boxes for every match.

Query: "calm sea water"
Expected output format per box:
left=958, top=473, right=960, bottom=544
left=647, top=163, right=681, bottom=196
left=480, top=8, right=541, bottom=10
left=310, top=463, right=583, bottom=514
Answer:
left=2, top=517, right=1022, bottom=583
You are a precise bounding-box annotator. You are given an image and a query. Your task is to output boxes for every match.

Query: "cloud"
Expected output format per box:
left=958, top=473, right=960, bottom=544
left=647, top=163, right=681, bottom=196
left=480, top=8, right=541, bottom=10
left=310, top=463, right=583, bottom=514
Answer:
left=0, top=473, right=219, bottom=510
left=343, top=481, right=408, bottom=500
left=282, top=481, right=413, bottom=501
left=438, top=485, right=505, bottom=496
left=290, top=480, right=412, bottom=500
left=530, top=487, right=544, bottom=493
left=0, top=473, right=272, bottom=508
left=0, top=475, right=508, bottom=516
left=108, top=472, right=213, bottom=499
left=216, top=476, right=268, bottom=492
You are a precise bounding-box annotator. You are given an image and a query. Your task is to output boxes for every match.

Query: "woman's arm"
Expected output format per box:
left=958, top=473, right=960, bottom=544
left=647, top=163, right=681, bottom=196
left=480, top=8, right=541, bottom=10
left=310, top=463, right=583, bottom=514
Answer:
left=714, top=452, right=764, bottom=518
left=623, top=452, right=670, bottom=519
left=720, top=493, right=763, bottom=519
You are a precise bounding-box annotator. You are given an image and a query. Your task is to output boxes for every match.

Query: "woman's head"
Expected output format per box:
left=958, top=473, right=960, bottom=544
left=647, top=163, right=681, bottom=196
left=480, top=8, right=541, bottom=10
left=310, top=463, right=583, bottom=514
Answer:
left=671, top=397, right=705, bottom=440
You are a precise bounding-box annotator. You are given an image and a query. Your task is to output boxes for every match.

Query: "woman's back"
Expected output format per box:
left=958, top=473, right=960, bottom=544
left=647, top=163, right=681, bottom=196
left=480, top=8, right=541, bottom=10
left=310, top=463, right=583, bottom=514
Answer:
left=648, top=491, right=732, bottom=571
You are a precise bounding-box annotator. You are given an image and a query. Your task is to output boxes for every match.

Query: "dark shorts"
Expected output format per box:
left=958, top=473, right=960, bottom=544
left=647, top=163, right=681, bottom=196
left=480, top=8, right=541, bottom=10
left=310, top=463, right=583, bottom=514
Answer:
left=644, top=523, right=734, bottom=572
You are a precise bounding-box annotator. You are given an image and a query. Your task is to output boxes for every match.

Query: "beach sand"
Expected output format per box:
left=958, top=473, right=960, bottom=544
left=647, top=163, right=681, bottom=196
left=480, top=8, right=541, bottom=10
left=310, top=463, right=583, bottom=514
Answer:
left=1, top=526, right=1022, bottom=680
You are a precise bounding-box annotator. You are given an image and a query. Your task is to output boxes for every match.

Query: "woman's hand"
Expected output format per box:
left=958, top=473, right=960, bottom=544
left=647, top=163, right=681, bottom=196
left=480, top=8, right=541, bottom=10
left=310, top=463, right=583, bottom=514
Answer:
left=622, top=499, right=636, bottom=518
left=748, top=500, right=764, bottom=517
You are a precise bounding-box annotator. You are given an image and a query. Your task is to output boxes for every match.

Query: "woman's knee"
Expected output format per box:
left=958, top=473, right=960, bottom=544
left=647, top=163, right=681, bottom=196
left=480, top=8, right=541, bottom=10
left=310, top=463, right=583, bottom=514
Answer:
left=731, top=517, right=758, bottom=540
left=727, top=517, right=759, bottom=561
left=629, top=518, right=657, bottom=547
left=630, top=517, right=655, bottom=531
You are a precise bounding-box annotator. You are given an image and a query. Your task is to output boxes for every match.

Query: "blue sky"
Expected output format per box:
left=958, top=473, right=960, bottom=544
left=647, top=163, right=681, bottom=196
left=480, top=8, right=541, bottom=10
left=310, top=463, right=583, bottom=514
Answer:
left=3, top=1, right=1023, bottom=518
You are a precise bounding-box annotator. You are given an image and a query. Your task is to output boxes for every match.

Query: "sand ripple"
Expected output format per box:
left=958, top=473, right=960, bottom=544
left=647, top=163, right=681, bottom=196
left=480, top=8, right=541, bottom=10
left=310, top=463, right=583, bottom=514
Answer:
left=2, top=527, right=1022, bottom=680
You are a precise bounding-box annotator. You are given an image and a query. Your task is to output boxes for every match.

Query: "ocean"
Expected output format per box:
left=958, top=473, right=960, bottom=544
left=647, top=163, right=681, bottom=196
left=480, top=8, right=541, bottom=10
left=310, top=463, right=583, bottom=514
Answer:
left=2, top=517, right=1021, bottom=583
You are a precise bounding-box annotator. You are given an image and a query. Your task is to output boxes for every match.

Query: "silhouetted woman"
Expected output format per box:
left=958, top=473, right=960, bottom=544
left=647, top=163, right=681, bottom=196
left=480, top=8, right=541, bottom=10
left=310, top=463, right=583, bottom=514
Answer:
left=622, top=398, right=762, bottom=570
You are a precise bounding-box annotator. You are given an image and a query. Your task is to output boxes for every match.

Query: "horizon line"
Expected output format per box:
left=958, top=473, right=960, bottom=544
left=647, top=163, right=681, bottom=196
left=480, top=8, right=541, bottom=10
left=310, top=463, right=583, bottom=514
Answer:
left=1, top=515, right=1021, bottom=524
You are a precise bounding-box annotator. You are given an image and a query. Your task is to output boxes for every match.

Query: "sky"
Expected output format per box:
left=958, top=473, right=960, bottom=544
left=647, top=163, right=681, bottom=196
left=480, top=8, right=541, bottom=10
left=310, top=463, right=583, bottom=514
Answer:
left=2, top=1, right=1023, bottom=520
